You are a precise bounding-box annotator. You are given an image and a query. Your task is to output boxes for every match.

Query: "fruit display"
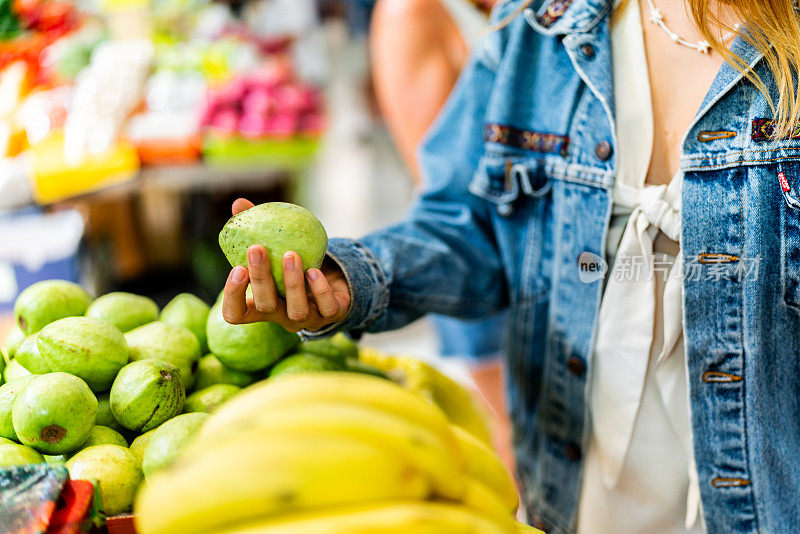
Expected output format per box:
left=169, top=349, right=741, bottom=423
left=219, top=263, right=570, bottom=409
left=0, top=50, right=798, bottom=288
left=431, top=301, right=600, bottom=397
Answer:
left=12, top=373, right=97, bottom=454
left=200, top=70, right=325, bottom=140
left=13, top=280, right=92, bottom=334
left=135, top=373, right=532, bottom=534
left=38, top=316, right=129, bottom=391
left=140, top=412, right=208, bottom=478
left=159, top=293, right=210, bottom=354
left=110, top=359, right=185, bottom=432
left=124, top=321, right=202, bottom=389
left=86, top=292, right=160, bottom=333
left=66, top=444, right=143, bottom=516
left=219, top=202, right=328, bottom=296
left=0, top=276, right=540, bottom=531
left=206, top=300, right=299, bottom=372
left=184, top=383, right=241, bottom=413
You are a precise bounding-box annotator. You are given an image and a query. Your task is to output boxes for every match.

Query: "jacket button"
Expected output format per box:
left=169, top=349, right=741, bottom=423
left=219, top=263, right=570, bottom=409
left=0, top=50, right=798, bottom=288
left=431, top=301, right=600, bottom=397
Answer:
left=580, top=44, right=595, bottom=58
left=595, top=141, right=613, bottom=161
left=564, top=442, right=582, bottom=462
left=497, top=203, right=513, bottom=217
left=566, top=356, right=586, bottom=377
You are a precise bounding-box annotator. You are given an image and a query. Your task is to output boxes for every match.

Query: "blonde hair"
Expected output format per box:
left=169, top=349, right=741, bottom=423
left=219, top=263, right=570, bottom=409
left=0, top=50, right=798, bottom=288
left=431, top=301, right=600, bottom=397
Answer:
left=497, top=0, right=800, bottom=137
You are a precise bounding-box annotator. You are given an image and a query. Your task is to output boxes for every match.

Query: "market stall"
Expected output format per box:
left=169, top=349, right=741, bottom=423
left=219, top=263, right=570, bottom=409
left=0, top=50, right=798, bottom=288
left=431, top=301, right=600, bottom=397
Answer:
left=0, top=209, right=533, bottom=532
left=0, top=0, right=327, bottom=311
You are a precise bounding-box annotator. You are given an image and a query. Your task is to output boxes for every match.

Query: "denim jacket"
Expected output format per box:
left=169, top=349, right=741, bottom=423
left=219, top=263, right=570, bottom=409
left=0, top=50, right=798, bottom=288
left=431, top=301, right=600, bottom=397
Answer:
left=313, top=0, right=800, bottom=531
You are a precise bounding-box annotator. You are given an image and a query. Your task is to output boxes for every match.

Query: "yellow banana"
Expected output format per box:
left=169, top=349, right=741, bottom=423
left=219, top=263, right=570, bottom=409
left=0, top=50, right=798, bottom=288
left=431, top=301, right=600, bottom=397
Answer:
left=188, top=402, right=465, bottom=499
left=451, top=424, right=519, bottom=513
left=359, top=347, right=493, bottom=445
left=135, top=435, right=432, bottom=534
left=203, top=373, right=457, bottom=452
left=460, top=476, right=515, bottom=523
left=212, top=500, right=516, bottom=534
left=516, top=521, right=546, bottom=533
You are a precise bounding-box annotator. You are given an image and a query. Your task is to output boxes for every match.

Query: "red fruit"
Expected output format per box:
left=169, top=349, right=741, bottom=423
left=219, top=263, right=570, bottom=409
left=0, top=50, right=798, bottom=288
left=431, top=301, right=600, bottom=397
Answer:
left=238, top=114, right=269, bottom=138
left=264, top=113, right=299, bottom=137
left=242, top=89, right=274, bottom=118
left=208, top=109, right=239, bottom=135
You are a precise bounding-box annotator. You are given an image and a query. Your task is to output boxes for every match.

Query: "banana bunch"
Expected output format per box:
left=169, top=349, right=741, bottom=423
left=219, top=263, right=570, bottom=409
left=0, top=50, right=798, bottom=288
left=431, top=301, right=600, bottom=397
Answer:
left=359, top=347, right=494, bottom=445
left=135, top=372, right=539, bottom=534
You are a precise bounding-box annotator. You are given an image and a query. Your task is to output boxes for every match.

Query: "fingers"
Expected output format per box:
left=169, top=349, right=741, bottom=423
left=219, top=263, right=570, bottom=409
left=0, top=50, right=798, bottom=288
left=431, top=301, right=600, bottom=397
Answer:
left=306, top=268, right=339, bottom=319
left=232, top=198, right=255, bottom=215
left=222, top=266, right=250, bottom=324
left=247, top=245, right=279, bottom=314
left=282, top=251, right=310, bottom=323
left=221, top=248, right=344, bottom=332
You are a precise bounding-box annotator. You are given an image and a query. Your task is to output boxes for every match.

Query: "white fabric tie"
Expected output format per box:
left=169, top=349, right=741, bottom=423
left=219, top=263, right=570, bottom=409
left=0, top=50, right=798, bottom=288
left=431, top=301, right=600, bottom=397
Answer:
left=591, top=179, right=683, bottom=487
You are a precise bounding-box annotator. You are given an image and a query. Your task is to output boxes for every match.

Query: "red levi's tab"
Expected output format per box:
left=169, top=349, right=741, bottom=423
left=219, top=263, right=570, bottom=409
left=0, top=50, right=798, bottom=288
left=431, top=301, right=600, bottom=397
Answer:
left=778, top=171, right=800, bottom=210
left=779, top=172, right=791, bottom=193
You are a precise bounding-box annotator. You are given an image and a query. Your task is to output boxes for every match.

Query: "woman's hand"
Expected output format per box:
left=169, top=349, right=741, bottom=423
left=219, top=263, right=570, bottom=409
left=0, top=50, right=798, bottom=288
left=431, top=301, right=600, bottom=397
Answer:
left=221, top=198, right=351, bottom=333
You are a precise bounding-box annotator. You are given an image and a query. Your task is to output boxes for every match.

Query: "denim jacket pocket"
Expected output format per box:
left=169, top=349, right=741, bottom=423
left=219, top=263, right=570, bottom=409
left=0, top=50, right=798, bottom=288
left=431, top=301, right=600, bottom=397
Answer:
left=777, top=163, right=800, bottom=308
left=468, top=152, right=551, bottom=217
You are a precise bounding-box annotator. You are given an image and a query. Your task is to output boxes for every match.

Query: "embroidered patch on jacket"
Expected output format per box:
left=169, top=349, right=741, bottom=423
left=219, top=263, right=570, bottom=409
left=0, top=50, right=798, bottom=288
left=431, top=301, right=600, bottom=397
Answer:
left=484, top=124, right=569, bottom=156
left=538, top=0, right=576, bottom=28
left=751, top=118, right=800, bottom=141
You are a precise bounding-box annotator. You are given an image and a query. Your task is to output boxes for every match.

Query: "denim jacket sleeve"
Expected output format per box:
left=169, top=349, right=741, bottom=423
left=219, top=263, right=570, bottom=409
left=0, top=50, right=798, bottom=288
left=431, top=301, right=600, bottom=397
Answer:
left=309, top=38, right=509, bottom=338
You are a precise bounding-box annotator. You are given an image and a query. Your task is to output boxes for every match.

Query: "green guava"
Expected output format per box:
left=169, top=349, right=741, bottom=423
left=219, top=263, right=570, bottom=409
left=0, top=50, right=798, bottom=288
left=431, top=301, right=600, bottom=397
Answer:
left=129, top=428, right=157, bottom=466
left=38, top=317, right=129, bottom=392
left=0, top=349, right=4, bottom=385
left=110, top=360, right=185, bottom=432
left=12, top=373, right=98, bottom=454
left=96, top=393, right=124, bottom=432
left=4, top=326, right=25, bottom=359
left=125, top=322, right=201, bottom=389
left=0, top=437, right=15, bottom=445
left=44, top=454, right=68, bottom=464
left=194, top=354, right=257, bottom=390
left=160, top=293, right=210, bottom=353
left=343, top=359, right=390, bottom=379
left=3, top=359, right=31, bottom=381
left=66, top=445, right=143, bottom=516
left=14, top=280, right=93, bottom=334
left=15, top=333, right=51, bottom=374
left=268, top=353, right=344, bottom=378
left=141, top=412, right=208, bottom=478
left=86, top=292, right=159, bottom=333
left=206, top=301, right=299, bottom=372
left=0, top=375, right=37, bottom=440
left=218, top=202, right=328, bottom=296
left=184, top=384, right=241, bottom=414
left=0, top=443, right=45, bottom=466
left=80, top=425, right=128, bottom=449
left=298, top=333, right=359, bottom=365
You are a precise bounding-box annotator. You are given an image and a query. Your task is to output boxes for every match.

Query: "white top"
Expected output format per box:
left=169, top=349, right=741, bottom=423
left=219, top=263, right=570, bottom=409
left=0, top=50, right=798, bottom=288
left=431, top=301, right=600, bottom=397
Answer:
left=576, top=0, right=704, bottom=532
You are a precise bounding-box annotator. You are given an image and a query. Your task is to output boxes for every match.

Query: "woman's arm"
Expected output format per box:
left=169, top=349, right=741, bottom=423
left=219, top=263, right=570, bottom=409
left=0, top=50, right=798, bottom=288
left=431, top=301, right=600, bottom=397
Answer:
left=222, top=48, right=506, bottom=335
left=370, top=0, right=469, bottom=183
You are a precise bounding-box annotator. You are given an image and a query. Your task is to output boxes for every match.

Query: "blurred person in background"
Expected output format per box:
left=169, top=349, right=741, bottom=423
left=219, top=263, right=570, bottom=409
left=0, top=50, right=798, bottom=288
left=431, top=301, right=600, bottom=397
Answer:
left=369, top=0, right=512, bottom=468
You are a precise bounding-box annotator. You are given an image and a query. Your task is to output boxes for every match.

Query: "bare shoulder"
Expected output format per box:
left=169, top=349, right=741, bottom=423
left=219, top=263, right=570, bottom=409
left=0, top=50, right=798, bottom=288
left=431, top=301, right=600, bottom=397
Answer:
left=372, top=0, right=453, bottom=31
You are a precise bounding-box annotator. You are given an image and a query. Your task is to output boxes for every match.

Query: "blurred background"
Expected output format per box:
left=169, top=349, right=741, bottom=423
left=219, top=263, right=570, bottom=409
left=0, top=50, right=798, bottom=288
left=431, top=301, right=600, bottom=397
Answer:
left=0, top=0, right=512, bottom=463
